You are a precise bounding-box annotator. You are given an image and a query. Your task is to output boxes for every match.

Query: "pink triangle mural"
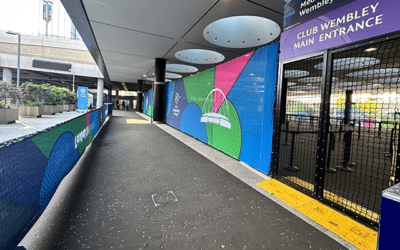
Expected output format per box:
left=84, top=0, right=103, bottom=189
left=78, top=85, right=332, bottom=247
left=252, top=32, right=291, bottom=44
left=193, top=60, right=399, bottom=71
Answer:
left=213, top=52, right=254, bottom=113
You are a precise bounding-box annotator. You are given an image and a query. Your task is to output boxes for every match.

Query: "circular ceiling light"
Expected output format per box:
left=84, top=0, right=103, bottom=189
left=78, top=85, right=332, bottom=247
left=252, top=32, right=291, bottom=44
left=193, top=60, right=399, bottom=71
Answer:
left=203, top=16, right=281, bottom=48
left=152, top=73, right=182, bottom=79
left=146, top=78, right=172, bottom=82
left=298, top=77, right=338, bottom=82
left=347, top=68, right=400, bottom=78
left=166, top=64, right=198, bottom=73
left=284, top=70, right=309, bottom=78
left=315, top=57, right=380, bottom=71
left=175, top=49, right=225, bottom=64
left=332, top=82, right=362, bottom=87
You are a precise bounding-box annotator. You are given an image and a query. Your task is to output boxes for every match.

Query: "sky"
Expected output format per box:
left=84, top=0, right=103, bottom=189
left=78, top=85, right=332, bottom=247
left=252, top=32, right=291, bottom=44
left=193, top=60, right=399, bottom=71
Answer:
left=0, top=0, right=79, bottom=39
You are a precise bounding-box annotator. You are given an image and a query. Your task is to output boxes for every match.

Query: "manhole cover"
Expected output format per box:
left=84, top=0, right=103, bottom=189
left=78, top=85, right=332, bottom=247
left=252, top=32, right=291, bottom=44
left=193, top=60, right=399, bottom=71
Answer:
left=151, top=191, right=178, bottom=207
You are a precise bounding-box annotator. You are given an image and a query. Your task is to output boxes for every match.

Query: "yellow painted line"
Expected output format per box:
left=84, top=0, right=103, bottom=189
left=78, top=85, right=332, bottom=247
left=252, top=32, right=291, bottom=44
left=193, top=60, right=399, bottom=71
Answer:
left=126, top=119, right=151, bottom=124
left=257, top=179, right=378, bottom=250
left=16, top=120, right=33, bottom=129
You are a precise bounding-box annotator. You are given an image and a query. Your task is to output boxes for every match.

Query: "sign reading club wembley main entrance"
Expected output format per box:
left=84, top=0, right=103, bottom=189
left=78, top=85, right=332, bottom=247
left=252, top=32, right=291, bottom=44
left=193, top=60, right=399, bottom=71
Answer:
left=280, top=0, right=400, bottom=61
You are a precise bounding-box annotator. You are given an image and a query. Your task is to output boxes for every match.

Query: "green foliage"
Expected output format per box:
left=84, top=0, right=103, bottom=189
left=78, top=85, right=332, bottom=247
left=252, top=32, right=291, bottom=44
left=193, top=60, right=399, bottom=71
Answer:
left=23, top=101, right=42, bottom=106
left=0, top=101, right=3, bottom=108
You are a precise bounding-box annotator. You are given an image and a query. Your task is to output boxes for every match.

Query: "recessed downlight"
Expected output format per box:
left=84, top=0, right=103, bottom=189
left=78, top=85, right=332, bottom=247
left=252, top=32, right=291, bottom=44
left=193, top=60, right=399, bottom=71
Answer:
left=175, top=49, right=225, bottom=64
left=166, top=64, right=198, bottom=73
left=203, top=16, right=281, bottom=48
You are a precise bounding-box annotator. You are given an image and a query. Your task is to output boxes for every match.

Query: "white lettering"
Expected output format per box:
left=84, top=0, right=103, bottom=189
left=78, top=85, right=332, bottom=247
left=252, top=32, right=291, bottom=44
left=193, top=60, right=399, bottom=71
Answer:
left=370, top=2, right=379, bottom=13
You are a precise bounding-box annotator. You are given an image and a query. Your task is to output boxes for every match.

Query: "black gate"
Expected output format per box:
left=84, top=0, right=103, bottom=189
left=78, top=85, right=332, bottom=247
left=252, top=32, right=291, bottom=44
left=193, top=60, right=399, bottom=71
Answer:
left=272, top=34, right=400, bottom=228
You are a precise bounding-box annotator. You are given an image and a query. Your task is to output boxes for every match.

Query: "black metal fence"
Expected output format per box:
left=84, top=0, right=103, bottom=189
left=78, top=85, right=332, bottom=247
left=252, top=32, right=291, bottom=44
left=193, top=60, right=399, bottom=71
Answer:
left=272, top=35, right=400, bottom=228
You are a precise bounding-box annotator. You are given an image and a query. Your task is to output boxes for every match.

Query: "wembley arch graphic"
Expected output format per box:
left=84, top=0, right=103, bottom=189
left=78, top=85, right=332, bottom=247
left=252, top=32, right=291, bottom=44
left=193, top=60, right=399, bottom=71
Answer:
left=201, top=89, right=231, bottom=129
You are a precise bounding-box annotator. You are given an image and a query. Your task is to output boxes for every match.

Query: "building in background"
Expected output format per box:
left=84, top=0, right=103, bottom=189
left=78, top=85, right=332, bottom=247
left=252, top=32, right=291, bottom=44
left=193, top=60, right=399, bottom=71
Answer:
left=0, top=0, right=80, bottom=40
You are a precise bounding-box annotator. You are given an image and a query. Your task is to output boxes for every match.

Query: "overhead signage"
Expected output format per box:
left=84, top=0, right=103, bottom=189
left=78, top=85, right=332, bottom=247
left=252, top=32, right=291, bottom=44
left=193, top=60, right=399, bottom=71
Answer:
left=280, top=0, right=400, bottom=61
left=78, top=87, right=88, bottom=110
left=284, top=0, right=356, bottom=31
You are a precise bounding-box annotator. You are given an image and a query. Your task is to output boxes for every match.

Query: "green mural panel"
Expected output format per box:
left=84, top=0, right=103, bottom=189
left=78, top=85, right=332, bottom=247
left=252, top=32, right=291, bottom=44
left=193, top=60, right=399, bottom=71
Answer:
left=209, top=100, right=241, bottom=159
left=31, top=114, right=94, bottom=158
left=184, top=68, right=215, bottom=110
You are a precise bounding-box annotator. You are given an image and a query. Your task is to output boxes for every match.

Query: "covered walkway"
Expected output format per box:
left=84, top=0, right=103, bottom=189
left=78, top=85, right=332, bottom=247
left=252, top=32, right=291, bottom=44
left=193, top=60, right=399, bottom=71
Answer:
left=20, top=110, right=348, bottom=249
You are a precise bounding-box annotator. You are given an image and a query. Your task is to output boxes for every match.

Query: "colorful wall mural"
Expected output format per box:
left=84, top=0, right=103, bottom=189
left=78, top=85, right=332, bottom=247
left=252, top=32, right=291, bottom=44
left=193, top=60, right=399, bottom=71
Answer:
left=0, top=106, right=111, bottom=250
left=165, top=42, right=279, bottom=174
left=143, top=90, right=153, bottom=117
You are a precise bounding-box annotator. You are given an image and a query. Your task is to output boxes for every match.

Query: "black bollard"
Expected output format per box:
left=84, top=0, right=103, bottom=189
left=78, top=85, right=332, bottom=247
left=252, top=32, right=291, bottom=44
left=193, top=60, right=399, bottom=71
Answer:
left=385, top=122, right=396, bottom=157
left=378, top=122, right=382, bottom=138
left=337, top=130, right=355, bottom=172
left=284, top=132, right=299, bottom=172
left=325, top=132, right=337, bottom=173
left=283, top=119, right=290, bottom=146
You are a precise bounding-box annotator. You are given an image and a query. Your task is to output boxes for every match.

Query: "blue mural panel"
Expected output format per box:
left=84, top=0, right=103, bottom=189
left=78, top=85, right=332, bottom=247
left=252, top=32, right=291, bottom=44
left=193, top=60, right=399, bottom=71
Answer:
left=0, top=107, right=110, bottom=250
left=180, top=103, right=208, bottom=143
left=166, top=79, right=188, bottom=129
left=165, top=81, right=174, bottom=119
left=228, top=43, right=279, bottom=173
left=38, top=132, right=80, bottom=212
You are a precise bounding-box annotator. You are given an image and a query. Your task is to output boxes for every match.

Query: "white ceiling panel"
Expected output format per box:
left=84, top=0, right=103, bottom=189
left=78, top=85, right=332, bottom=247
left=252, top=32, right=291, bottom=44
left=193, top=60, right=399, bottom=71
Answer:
left=83, top=0, right=217, bottom=39
left=91, top=22, right=176, bottom=58
left=102, top=51, right=155, bottom=69
left=107, top=65, right=146, bottom=75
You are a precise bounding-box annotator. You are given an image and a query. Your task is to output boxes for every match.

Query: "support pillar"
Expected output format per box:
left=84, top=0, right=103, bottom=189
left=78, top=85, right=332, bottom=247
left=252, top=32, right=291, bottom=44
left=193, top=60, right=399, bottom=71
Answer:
left=116, top=90, right=119, bottom=105
left=96, top=78, right=104, bottom=108
left=136, top=80, right=143, bottom=112
left=153, top=58, right=166, bottom=123
left=107, top=85, right=112, bottom=103
left=2, top=68, right=12, bottom=83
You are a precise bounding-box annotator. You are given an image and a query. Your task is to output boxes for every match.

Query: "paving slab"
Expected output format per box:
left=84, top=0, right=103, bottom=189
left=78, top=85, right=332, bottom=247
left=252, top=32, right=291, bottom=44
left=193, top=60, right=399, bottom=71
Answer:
left=19, top=110, right=349, bottom=250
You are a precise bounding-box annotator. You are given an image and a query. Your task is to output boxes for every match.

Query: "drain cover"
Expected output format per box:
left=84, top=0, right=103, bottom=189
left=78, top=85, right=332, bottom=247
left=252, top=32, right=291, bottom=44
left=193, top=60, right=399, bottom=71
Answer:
left=151, top=191, right=178, bottom=207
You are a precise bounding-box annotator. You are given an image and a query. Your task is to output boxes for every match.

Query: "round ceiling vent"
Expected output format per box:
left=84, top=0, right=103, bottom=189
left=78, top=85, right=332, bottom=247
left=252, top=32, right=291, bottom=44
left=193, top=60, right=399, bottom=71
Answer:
left=146, top=78, right=172, bottom=82
left=315, top=57, right=380, bottom=71
left=203, top=16, right=281, bottom=48
left=284, top=70, right=309, bottom=78
left=152, top=73, right=182, bottom=79
left=166, top=64, right=198, bottom=73
left=175, top=49, right=225, bottom=64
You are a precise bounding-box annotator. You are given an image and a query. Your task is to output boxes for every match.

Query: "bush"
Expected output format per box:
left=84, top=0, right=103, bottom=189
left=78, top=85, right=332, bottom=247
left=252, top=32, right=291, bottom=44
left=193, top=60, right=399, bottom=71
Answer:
left=23, top=101, right=42, bottom=106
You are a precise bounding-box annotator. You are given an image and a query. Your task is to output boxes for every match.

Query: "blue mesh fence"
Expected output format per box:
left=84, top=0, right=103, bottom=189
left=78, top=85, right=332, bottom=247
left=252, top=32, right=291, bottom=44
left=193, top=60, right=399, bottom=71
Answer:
left=0, top=107, right=110, bottom=250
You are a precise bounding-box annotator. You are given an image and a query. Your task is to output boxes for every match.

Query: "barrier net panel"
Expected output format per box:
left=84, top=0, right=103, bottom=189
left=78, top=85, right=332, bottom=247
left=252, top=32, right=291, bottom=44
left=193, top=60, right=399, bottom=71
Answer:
left=277, top=55, right=324, bottom=194
left=324, top=39, right=400, bottom=225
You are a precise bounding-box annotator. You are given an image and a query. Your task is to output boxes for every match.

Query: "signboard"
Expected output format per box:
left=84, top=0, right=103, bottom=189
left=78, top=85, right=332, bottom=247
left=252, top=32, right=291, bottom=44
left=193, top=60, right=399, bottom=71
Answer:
left=77, top=87, right=88, bottom=110
left=280, top=0, right=400, bottom=61
left=284, top=0, right=356, bottom=31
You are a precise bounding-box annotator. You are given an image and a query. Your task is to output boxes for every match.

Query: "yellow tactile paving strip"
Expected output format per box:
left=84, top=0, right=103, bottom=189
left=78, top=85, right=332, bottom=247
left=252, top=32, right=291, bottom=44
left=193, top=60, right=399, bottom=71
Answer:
left=257, top=179, right=378, bottom=250
left=126, top=119, right=151, bottom=124
left=284, top=176, right=380, bottom=223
